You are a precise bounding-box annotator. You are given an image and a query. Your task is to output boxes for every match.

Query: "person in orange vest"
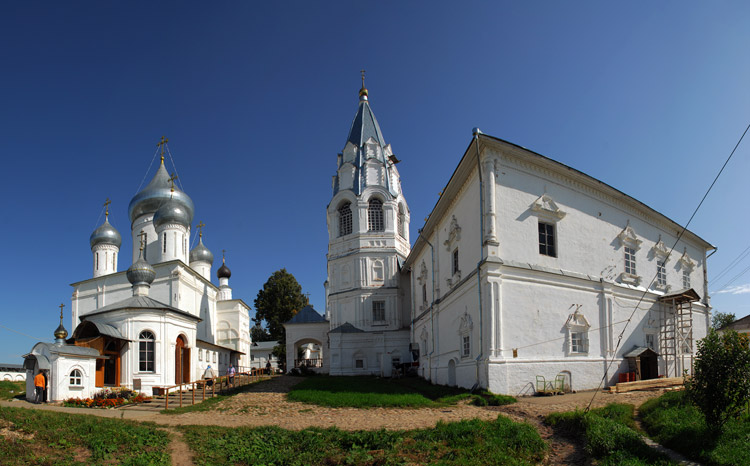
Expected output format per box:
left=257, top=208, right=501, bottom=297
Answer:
left=33, top=371, right=45, bottom=404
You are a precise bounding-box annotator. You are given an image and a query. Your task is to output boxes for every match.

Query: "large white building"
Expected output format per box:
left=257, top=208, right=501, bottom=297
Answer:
left=286, top=83, right=714, bottom=395
left=23, top=151, right=251, bottom=401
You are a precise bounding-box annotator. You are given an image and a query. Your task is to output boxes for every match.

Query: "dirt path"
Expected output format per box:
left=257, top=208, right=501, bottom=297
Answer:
left=160, top=428, right=195, bottom=466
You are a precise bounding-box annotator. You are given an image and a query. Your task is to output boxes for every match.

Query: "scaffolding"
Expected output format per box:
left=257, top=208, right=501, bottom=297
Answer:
left=658, top=289, right=699, bottom=378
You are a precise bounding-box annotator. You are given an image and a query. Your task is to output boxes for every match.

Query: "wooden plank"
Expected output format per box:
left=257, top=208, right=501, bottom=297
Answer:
left=612, top=377, right=683, bottom=393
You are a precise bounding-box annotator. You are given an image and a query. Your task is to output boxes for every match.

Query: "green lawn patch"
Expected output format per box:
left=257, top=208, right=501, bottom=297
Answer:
left=546, top=403, right=675, bottom=466
left=180, top=415, right=545, bottom=466
left=0, top=406, right=170, bottom=465
left=639, top=390, right=750, bottom=466
left=0, top=380, right=25, bottom=400
left=287, top=375, right=515, bottom=408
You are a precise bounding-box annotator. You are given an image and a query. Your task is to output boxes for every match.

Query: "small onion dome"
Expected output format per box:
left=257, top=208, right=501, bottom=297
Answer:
left=54, top=322, right=68, bottom=340
left=217, top=259, right=231, bottom=280
left=127, top=256, right=156, bottom=286
left=190, top=236, right=214, bottom=264
left=128, top=161, right=194, bottom=224
left=90, top=217, right=122, bottom=249
left=153, top=198, right=191, bottom=230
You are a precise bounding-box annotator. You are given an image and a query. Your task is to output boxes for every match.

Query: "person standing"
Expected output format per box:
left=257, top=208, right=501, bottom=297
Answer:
left=202, top=365, right=215, bottom=387
left=227, top=363, right=235, bottom=386
left=33, top=371, right=45, bottom=404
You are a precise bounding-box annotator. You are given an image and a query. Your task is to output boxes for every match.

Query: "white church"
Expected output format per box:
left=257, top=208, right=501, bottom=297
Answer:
left=285, top=80, right=714, bottom=395
left=23, top=149, right=251, bottom=401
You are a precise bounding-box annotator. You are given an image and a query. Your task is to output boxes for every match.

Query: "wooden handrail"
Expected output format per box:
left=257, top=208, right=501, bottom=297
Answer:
left=161, top=368, right=270, bottom=409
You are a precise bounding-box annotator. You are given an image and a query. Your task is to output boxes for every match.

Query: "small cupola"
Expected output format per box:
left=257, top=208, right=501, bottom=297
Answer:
left=90, top=199, right=122, bottom=278
left=127, top=232, right=156, bottom=296
left=189, top=222, right=213, bottom=280
left=54, top=304, right=68, bottom=345
left=217, top=251, right=232, bottom=300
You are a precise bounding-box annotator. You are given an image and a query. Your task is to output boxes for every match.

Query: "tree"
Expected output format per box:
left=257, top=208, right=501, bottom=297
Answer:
left=253, top=269, right=309, bottom=370
left=685, top=328, right=750, bottom=430
left=711, top=310, right=736, bottom=330
left=250, top=324, right=272, bottom=343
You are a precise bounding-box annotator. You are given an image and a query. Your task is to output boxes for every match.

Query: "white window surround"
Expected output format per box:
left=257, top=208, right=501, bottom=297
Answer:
left=618, top=222, right=642, bottom=285
left=530, top=193, right=566, bottom=221
left=565, top=311, right=590, bottom=355
left=654, top=259, right=668, bottom=291
left=372, top=300, right=386, bottom=323
left=69, top=368, right=83, bottom=387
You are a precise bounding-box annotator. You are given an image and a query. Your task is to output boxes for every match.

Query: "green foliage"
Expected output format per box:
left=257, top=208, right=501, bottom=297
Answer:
left=180, top=416, right=545, bottom=466
left=0, top=406, right=170, bottom=465
left=640, top=389, right=750, bottom=465
left=685, top=328, right=750, bottom=430
left=253, top=268, right=308, bottom=340
left=545, top=403, right=672, bottom=465
left=712, top=311, right=736, bottom=330
left=0, top=380, right=25, bottom=400
left=250, top=324, right=272, bottom=342
left=286, top=375, right=504, bottom=408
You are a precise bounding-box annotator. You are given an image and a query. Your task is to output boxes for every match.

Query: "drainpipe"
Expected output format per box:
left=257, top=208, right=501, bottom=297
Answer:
left=417, top=228, right=437, bottom=382
left=704, top=247, right=717, bottom=307
left=473, top=128, right=485, bottom=389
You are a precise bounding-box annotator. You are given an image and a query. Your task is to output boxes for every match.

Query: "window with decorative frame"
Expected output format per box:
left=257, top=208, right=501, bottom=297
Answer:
left=372, top=300, right=385, bottom=322
left=69, top=369, right=83, bottom=386
left=198, top=349, right=203, bottom=361
left=462, top=335, right=471, bottom=357
left=683, top=269, right=691, bottom=289
left=338, top=202, right=352, bottom=236
left=538, top=221, right=556, bottom=257
left=565, top=310, right=590, bottom=355
left=452, top=249, right=459, bottom=276
left=138, top=331, right=155, bottom=372
left=458, top=313, right=473, bottom=359
left=624, top=247, right=636, bottom=276
left=656, top=260, right=666, bottom=287
left=397, top=204, right=405, bottom=238
left=368, top=199, right=384, bottom=231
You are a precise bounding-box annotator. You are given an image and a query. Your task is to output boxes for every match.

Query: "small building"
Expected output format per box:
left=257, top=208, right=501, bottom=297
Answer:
left=249, top=341, right=281, bottom=371
left=718, top=314, right=750, bottom=339
left=1, top=363, right=26, bottom=382
left=623, top=346, right=659, bottom=381
left=283, top=305, right=328, bottom=372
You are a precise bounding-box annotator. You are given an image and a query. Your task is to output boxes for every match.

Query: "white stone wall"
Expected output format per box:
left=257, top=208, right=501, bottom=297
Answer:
left=0, top=371, right=25, bottom=381
left=92, top=244, right=119, bottom=278
left=328, top=329, right=410, bottom=376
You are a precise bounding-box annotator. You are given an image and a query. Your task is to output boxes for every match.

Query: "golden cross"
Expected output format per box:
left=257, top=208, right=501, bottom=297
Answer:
left=59, top=303, right=65, bottom=319
left=360, top=69, right=366, bottom=87
left=222, top=249, right=226, bottom=262
left=168, top=173, right=178, bottom=191
left=103, top=198, right=111, bottom=218
left=138, top=230, right=147, bottom=250
left=197, top=221, right=205, bottom=237
left=157, top=136, right=169, bottom=163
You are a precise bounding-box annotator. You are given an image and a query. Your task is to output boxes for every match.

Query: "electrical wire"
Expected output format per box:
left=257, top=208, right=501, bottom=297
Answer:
left=0, top=323, right=43, bottom=342
left=585, top=120, right=750, bottom=412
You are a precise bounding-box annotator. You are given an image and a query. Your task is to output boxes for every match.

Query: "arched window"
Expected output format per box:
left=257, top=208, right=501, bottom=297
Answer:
left=139, top=331, right=155, bottom=372
left=69, top=369, right=82, bottom=386
left=397, top=204, right=405, bottom=238
left=338, top=202, right=352, bottom=236
left=368, top=199, right=384, bottom=232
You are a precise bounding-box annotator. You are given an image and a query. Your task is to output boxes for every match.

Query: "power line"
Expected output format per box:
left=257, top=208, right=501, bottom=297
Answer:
left=585, top=120, right=750, bottom=412
left=0, top=323, right=44, bottom=342
left=711, top=245, right=750, bottom=284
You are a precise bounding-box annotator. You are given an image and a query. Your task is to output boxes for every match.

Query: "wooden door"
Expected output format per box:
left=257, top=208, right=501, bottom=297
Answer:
left=175, top=336, right=185, bottom=385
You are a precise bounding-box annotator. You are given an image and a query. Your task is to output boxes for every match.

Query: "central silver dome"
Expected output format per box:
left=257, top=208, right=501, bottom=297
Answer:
left=90, top=218, right=122, bottom=249
left=128, top=161, right=194, bottom=225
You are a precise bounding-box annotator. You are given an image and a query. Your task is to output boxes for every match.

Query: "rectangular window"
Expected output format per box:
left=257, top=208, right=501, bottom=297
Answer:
left=462, top=335, right=471, bottom=357
left=372, top=301, right=385, bottom=322
left=538, top=222, right=556, bottom=257
left=355, top=359, right=364, bottom=368
left=571, top=332, right=586, bottom=353
left=683, top=269, right=691, bottom=289
left=422, top=284, right=427, bottom=305
left=624, top=247, right=636, bottom=275
left=139, top=340, right=154, bottom=372
left=452, top=249, right=459, bottom=275
left=656, top=260, right=666, bottom=287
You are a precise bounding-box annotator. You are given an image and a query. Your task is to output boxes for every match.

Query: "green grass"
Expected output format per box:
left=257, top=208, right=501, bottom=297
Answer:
left=546, top=403, right=675, bottom=466
left=161, top=376, right=269, bottom=414
left=0, top=406, right=170, bottom=465
left=0, top=380, right=25, bottom=400
left=180, top=415, right=545, bottom=466
left=639, top=390, right=750, bottom=466
left=287, top=375, right=515, bottom=408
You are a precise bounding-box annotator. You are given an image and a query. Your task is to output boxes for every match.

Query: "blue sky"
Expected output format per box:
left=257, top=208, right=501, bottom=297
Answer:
left=1, top=2, right=749, bottom=363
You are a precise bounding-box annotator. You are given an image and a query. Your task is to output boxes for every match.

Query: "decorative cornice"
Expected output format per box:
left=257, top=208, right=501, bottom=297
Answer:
left=530, top=193, right=566, bottom=221
left=617, top=222, right=642, bottom=250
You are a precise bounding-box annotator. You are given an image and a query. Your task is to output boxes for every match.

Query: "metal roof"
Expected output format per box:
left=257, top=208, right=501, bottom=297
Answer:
left=329, top=322, right=364, bottom=334
left=84, top=295, right=201, bottom=321
left=623, top=346, right=659, bottom=358
left=252, top=341, right=279, bottom=350
left=285, top=305, right=327, bottom=324
left=657, top=288, right=700, bottom=304
left=347, top=100, right=385, bottom=150
left=72, top=320, right=128, bottom=341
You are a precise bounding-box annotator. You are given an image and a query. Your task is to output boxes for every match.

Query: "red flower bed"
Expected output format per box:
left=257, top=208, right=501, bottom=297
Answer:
left=63, top=388, right=152, bottom=409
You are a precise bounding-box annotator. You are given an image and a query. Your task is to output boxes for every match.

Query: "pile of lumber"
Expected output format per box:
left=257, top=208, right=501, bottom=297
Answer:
left=606, top=377, right=684, bottom=393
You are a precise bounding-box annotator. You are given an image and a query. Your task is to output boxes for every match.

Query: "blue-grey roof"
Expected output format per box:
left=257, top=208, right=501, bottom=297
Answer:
left=0, top=363, right=24, bottom=371
left=329, top=322, right=364, bottom=334
left=252, top=341, right=279, bottom=350
left=128, top=160, right=195, bottom=224
left=285, top=305, right=327, bottom=324
left=347, top=100, right=385, bottom=150
left=623, top=346, right=658, bottom=358
left=90, top=217, right=122, bottom=249
left=72, top=320, right=128, bottom=341
left=84, top=296, right=201, bottom=321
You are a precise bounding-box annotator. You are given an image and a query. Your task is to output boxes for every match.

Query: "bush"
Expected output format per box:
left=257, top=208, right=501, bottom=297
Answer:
left=685, top=329, right=750, bottom=430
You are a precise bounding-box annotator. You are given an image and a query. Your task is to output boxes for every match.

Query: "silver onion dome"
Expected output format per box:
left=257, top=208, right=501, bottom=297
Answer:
left=128, top=161, right=194, bottom=224
left=127, top=256, right=156, bottom=286
left=153, top=198, right=191, bottom=230
left=190, top=236, right=214, bottom=264
left=90, top=218, right=122, bottom=249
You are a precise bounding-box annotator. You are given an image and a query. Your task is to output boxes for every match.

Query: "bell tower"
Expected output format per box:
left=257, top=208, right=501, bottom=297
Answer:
left=325, top=74, right=411, bottom=375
